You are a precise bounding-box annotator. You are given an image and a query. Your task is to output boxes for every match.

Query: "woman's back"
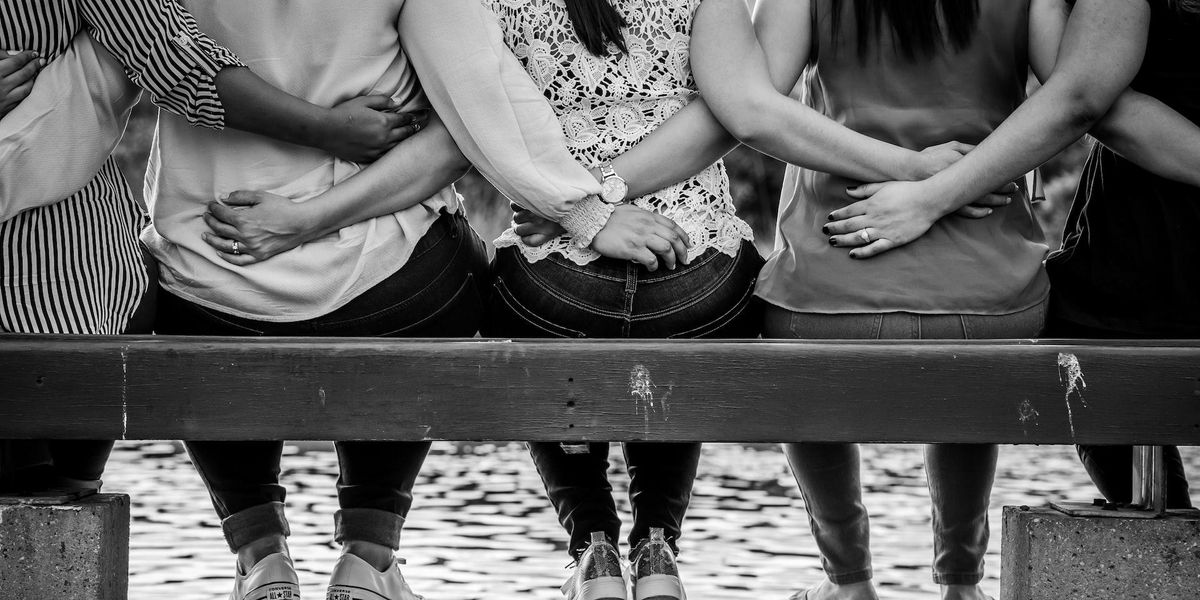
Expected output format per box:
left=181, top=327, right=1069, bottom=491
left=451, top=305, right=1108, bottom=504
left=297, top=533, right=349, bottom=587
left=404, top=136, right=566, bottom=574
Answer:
left=758, top=0, right=1049, bottom=315
left=484, top=0, right=752, bottom=265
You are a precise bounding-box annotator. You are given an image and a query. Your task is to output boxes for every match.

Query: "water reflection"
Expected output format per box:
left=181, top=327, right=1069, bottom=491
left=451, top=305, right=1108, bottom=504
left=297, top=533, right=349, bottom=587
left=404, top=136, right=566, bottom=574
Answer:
left=103, top=442, right=1198, bottom=600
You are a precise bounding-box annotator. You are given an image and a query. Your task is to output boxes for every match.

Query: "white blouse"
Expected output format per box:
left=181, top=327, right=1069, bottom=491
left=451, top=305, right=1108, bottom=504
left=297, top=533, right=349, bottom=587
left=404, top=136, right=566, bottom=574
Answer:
left=485, top=0, right=753, bottom=265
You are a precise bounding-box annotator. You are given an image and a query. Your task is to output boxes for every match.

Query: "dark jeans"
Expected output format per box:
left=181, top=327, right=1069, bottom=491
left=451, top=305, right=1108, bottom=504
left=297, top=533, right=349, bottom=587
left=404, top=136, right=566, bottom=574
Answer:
left=1044, top=316, right=1193, bottom=509
left=155, top=212, right=488, bottom=551
left=763, top=299, right=1046, bottom=585
left=0, top=247, right=157, bottom=493
left=485, top=240, right=764, bottom=557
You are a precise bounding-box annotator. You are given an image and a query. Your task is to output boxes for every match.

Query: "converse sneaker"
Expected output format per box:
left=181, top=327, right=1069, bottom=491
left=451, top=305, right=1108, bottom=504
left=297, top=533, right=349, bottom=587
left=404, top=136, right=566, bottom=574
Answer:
left=629, top=528, right=685, bottom=600
left=561, top=531, right=628, bottom=600
left=326, top=553, right=424, bottom=600
left=230, top=552, right=300, bottom=600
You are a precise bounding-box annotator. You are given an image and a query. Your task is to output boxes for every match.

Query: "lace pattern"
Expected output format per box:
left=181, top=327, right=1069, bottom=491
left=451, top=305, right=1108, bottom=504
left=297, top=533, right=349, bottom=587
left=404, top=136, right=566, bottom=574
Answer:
left=486, top=0, right=753, bottom=264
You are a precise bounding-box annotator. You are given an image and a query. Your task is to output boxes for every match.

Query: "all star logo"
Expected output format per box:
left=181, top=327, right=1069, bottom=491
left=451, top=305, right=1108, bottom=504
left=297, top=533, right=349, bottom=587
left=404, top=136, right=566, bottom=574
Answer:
left=326, top=592, right=351, bottom=600
left=267, top=587, right=296, bottom=599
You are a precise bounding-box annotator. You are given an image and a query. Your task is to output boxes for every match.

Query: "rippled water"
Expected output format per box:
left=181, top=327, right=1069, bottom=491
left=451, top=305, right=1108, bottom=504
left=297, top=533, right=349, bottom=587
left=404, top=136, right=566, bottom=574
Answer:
left=102, top=442, right=1198, bottom=600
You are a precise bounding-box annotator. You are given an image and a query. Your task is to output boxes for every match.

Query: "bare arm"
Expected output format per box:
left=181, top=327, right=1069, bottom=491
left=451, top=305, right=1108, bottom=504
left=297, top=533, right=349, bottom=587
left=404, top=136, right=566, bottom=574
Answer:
left=1090, top=90, right=1200, bottom=188
left=202, top=112, right=470, bottom=264
left=824, top=0, right=1148, bottom=258
left=691, top=0, right=955, bottom=182
left=906, top=0, right=1148, bottom=215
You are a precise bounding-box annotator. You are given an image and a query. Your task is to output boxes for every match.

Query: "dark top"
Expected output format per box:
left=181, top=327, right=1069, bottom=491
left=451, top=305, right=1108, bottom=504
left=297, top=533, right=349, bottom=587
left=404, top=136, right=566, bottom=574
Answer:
left=1046, top=0, right=1200, bottom=336
left=757, top=0, right=1050, bottom=315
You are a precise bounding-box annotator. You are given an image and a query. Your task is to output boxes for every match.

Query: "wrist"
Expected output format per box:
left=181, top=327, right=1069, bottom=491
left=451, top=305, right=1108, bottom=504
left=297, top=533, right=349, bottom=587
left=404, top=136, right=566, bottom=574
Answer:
left=920, top=176, right=966, bottom=219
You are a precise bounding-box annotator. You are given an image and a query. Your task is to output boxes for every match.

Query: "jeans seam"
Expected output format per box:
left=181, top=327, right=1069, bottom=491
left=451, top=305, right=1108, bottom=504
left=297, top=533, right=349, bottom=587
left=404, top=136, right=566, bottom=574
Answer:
left=638, top=252, right=741, bottom=320
left=665, top=276, right=758, bottom=339
left=621, top=264, right=637, bottom=338
left=514, top=251, right=625, bottom=317
left=176, top=298, right=267, bottom=335
left=492, top=279, right=587, bottom=338
left=374, top=273, right=475, bottom=337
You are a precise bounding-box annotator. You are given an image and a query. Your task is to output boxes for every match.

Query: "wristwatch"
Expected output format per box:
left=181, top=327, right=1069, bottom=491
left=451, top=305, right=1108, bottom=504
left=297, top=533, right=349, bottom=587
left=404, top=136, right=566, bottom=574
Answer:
left=598, top=163, right=629, bottom=205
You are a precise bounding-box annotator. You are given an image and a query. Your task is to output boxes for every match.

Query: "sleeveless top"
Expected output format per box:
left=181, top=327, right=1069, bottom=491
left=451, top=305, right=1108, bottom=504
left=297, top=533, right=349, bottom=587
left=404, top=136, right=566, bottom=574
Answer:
left=756, top=0, right=1049, bottom=315
left=485, top=0, right=753, bottom=265
left=1046, top=0, right=1200, bottom=336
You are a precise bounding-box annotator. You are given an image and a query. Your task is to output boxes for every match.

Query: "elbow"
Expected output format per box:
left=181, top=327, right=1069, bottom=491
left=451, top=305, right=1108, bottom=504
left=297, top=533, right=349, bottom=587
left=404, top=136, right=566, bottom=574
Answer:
left=1058, top=83, right=1115, bottom=134
left=717, top=98, right=772, bottom=148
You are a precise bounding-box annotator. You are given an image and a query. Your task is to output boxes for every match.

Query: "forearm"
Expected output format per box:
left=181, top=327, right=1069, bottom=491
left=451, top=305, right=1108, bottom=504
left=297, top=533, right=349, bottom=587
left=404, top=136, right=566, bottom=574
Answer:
left=293, top=114, right=469, bottom=239
left=214, top=67, right=332, bottom=150
left=1091, top=89, right=1200, bottom=188
left=607, top=98, right=738, bottom=197
left=917, top=0, right=1150, bottom=215
left=692, top=0, right=917, bottom=183
left=399, top=0, right=600, bottom=222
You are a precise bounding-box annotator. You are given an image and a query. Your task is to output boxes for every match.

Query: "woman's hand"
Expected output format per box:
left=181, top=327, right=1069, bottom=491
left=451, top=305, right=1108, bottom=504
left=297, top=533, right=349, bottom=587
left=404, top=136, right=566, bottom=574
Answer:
left=512, top=205, right=566, bottom=246
left=823, top=180, right=1018, bottom=259
left=201, top=190, right=317, bottom=266
left=318, top=97, right=427, bottom=163
left=0, top=50, right=44, bottom=119
left=591, top=204, right=692, bottom=271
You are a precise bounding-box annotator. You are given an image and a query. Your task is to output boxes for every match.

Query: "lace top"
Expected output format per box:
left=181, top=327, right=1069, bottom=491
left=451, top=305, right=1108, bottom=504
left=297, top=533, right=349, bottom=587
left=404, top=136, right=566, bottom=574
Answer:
left=486, top=0, right=753, bottom=264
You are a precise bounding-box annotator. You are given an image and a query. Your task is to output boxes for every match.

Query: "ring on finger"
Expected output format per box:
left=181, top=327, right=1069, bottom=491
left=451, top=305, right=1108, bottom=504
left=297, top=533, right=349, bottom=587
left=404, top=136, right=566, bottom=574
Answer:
left=858, top=229, right=871, bottom=243
left=412, top=121, right=422, bottom=133
left=231, top=240, right=241, bottom=255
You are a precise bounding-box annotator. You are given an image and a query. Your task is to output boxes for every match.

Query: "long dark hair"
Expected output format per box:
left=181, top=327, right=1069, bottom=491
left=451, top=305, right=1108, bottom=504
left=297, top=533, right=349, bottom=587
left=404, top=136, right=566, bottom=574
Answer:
left=565, top=0, right=628, bottom=56
left=831, top=0, right=980, bottom=61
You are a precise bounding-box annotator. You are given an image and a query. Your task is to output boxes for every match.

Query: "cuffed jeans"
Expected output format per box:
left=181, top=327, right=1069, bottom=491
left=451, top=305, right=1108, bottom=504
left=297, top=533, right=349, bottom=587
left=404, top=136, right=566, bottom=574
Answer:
left=763, top=298, right=1046, bottom=585
left=154, top=212, right=488, bottom=551
left=1044, top=316, right=1194, bottom=509
left=484, top=240, right=764, bottom=557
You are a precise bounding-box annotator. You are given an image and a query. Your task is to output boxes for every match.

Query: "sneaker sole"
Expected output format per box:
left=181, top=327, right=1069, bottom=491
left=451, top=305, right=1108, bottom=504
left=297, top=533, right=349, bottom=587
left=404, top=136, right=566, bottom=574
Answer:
left=577, top=576, right=628, bottom=600
left=633, top=574, right=684, bottom=600
left=326, top=584, right=392, bottom=600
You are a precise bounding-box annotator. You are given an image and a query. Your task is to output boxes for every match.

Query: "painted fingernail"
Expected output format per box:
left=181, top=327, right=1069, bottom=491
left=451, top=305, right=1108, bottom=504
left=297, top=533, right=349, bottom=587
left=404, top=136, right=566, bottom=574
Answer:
left=829, top=237, right=838, bottom=247
left=821, top=225, right=830, bottom=235
left=849, top=251, right=860, bottom=259
left=827, top=213, right=836, bottom=221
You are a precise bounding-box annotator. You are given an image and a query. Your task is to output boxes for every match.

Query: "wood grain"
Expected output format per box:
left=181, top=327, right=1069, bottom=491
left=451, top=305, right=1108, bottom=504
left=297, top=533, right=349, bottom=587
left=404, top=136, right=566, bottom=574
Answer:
left=1, top=335, right=1198, bottom=444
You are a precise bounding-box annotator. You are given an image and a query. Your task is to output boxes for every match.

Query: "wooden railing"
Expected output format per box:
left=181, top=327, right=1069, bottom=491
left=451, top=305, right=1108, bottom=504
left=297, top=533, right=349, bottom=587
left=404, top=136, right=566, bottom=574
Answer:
left=1, top=335, right=1198, bottom=444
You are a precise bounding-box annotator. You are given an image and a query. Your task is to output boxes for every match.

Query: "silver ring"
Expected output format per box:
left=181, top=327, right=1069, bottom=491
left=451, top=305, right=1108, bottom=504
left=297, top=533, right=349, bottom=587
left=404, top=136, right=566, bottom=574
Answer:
left=231, top=240, right=241, bottom=255
left=858, top=229, right=871, bottom=243
left=412, top=121, right=422, bottom=133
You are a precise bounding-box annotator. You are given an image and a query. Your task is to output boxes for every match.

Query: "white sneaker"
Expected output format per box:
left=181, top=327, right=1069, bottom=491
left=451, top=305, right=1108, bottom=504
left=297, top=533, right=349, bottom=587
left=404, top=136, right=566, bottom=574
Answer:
left=561, top=531, right=628, bottom=600
left=326, top=553, right=424, bottom=600
left=629, top=528, right=685, bottom=600
left=230, top=553, right=301, bottom=600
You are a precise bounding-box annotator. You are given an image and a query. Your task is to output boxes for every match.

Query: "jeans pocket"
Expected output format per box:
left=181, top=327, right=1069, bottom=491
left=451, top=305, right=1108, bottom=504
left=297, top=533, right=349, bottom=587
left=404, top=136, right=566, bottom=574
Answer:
left=488, top=276, right=587, bottom=339
left=960, top=299, right=1048, bottom=340
left=666, top=276, right=760, bottom=339
left=786, top=312, right=883, bottom=340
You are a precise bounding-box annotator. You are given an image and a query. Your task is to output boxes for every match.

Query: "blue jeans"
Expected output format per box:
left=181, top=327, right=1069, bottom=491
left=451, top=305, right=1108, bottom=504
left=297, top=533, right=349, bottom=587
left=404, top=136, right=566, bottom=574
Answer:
left=155, top=212, right=488, bottom=551
left=762, top=299, right=1046, bottom=585
left=485, top=240, right=764, bottom=557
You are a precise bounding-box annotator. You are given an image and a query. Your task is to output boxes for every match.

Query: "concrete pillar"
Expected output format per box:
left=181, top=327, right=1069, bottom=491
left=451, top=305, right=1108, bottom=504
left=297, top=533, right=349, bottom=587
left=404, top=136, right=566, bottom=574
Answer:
left=0, top=494, right=129, bottom=600
left=1001, top=505, right=1200, bottom=600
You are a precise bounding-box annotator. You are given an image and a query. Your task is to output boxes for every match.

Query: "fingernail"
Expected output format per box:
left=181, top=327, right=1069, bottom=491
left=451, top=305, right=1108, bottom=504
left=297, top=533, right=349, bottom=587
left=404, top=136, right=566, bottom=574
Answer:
left=987, top=208, right=994, bottom=215
left=827, top=213, right=836, bottom=221
left=37, top=58, right=46, bottom=67
left=5, top=50, right=17, bottom=56
left=829, top=237, right=838, bottom=247
left=821, top=225, right=830, bottom=235
left=849, top=251, right=860, bottom=259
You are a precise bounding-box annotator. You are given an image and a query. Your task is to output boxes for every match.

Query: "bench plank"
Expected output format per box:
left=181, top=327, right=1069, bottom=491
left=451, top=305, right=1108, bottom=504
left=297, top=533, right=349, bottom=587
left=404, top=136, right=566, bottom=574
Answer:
left=1, top=335, right=1198, bottom=444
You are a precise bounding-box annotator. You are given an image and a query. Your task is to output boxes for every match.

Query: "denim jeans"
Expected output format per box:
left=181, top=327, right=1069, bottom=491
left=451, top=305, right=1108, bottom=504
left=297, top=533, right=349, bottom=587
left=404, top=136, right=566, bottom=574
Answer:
left=762, top=299, right=1046, bottom=585
left=485, top=240, right=764, bottom=557
left=1044, top=316, right=1194, bottom=509
left=154, top=212, right=488, bottom=551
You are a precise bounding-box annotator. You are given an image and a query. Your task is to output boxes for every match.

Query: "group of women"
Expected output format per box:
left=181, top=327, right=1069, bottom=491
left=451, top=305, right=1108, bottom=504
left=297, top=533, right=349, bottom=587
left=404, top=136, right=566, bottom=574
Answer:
left=0, top=0, right=1196, bottom=600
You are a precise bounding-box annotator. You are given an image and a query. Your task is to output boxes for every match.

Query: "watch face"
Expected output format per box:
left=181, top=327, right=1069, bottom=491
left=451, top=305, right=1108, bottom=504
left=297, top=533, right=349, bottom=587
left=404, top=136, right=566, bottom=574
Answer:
left=601, top=177, right=628, bottom=204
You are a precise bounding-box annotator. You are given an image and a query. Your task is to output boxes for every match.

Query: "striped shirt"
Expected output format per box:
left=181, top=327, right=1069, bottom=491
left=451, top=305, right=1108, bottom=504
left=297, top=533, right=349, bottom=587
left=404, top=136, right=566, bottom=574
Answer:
left=0, top=0, right=242, bottom=334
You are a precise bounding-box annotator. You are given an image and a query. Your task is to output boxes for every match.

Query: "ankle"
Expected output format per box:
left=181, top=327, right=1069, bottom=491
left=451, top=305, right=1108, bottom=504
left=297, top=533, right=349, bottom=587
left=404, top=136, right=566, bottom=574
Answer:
left=236, top=536, right=289, bottom=573
left=941, top=584, right=991, bottom=600
left=343, top=540, right=395, bottom=572
left=806, top=579, right=879, bottom=600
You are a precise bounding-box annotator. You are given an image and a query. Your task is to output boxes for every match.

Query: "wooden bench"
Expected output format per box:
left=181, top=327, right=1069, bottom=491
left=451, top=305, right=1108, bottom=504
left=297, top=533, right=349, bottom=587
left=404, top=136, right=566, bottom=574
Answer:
left=1, top=335, right=1198, bottom=599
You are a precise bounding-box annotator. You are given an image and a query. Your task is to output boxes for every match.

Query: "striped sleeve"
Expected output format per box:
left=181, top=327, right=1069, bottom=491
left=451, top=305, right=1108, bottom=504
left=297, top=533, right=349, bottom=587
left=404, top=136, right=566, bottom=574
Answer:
left=79, top=0, right=244, bottom=129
